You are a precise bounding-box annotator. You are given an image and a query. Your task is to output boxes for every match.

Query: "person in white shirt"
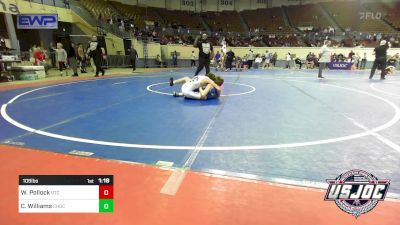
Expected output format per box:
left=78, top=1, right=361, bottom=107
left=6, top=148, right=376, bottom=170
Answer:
left=360, top=52, right=367, bottom=70
left=264, top=50, right=272, bottom=69
left=318, top=40, right=332, bottom=78
left=286, top=52, right=292, bottom=69
left=221, top=38, right=227, bottom=55
left=247, top=50, right=254, bottom=69
left=55, top=43, right=68, bottom=76
left=254, top=55, right=262, bottom=69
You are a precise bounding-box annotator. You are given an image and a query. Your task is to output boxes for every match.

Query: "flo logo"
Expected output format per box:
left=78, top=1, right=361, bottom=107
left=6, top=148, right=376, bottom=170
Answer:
left=325, top=170, right=390, bottom=218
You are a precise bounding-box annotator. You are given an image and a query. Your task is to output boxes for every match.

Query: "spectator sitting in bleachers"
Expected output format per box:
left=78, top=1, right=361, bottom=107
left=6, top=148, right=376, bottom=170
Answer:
left=155, top=54, right=166, bottom=68
left=295, top=57, right=304, bottom=69
left=33, top=47, right=49, bottom=75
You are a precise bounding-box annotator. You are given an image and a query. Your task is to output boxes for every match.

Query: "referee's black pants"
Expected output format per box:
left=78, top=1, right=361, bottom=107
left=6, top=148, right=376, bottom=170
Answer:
left=195, top=57, right=210, bottom=75
left=370, top=57, right=387, bottom=79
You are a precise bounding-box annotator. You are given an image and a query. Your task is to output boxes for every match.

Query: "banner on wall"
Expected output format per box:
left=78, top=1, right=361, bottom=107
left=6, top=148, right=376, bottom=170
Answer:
left=17, top=14, right=58, bottom=29
left=327, top=62, right=354, bottom=70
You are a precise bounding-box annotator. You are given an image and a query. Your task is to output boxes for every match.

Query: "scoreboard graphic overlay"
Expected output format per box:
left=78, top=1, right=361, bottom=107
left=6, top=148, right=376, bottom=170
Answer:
left=19, top=175, right=114, bottom=213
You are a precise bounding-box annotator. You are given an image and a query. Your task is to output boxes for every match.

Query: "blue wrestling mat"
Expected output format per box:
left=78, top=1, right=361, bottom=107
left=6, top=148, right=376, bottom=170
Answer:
left=1, top=68, right=400, bottom=195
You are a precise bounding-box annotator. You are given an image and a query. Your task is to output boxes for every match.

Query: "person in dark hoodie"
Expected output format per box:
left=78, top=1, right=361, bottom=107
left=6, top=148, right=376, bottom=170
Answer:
left=129, top=47, right=138, bottom=72
left=68, top=43, right=78, bottom=76
left=225, top=49, right=235, bottom=71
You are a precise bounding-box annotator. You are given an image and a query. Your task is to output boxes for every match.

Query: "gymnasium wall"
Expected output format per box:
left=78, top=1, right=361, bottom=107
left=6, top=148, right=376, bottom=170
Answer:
left=132, top=38, right=162, bottom=59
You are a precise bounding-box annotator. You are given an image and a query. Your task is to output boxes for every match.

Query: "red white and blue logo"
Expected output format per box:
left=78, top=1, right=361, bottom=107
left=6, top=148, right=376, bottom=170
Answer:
left=325, top=169, right=390, bottom=218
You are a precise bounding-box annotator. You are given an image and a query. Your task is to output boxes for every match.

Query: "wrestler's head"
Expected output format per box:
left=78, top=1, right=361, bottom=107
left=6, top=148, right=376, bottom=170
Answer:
left=214, top=76, right=224, bottom=86
left=206, top=73, right=216, bottom=80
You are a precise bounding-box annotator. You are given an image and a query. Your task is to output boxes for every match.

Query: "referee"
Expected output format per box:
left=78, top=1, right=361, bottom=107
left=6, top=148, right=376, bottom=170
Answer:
left=370, top=40, right=390, bottom=80
left=194, top=33, right=213, bottom=76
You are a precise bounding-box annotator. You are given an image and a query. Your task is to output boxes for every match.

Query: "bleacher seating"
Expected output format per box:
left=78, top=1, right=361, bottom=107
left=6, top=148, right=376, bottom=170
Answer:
left=321, top=1, right=393, bottom=33
left=78, top=0, right=122, bottom=21
left=263, top=34, right=300, bottom=47
left=241, top=8, right=292, bottom=33
left=285, top=4, right=331, bottom=28
left=157, top=9, right=203, bottom=30
left=111, top=2, right=160, bottom=28
left=201, top=11, right=245, bottom=32
left=364, top=2, right=400, bottom=30
left=74, top=0, right=400, bottom=47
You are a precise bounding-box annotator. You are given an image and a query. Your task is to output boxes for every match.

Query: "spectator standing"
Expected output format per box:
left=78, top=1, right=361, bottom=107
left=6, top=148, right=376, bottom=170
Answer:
left=214, top=51, right=221, bottom=70
left=55, top=43, right=68, bottom=76
left=348, top=50, right=355, bottom=62
left=286, top=52, right=292, bottom=69
left=0, top=36, right=6, bottom=51
left=318, top=40, right=332, bottom=78
left=360, top=52, right=367, bottom=69
left=235, top=56, right=242, bottom=71
left=77, top=43, right=87, bottom=73
left=354, top=53, right=360, bottom=69
left=68, top=43, right=78, bottom=76
left=225, top=49, right=235, bottom=71
left=129, top=46, right=138, bottom=72
left=64, top=0, right=70, bottom=9
left=49, top=43, right=56, bottom=68
left=190, top=51, right=196, bottom=67
left=264, top=50, right=271, bottom=69
left=247, top=49, right=254, bottom=69
left=272, top=52, right=277, bottom=67
left=172, top=51, right=178, bottom=67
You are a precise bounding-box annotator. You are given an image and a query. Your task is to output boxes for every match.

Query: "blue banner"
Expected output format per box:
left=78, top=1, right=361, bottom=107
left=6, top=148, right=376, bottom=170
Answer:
left=327, top=62, right=353, bottom=70
left=17, top=14, right=58, bottom=29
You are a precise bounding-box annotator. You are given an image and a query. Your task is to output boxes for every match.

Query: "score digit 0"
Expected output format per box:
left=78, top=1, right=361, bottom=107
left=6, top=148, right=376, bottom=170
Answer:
left=99, top=185, right=113, bottom=199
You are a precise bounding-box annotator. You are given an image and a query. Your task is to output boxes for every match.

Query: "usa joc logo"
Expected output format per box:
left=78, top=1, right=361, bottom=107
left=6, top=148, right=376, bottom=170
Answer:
left=325, top=170, right=390, bottom=218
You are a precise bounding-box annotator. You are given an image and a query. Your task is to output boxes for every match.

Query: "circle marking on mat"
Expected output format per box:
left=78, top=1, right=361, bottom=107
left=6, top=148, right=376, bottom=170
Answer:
left=370, top=82, right=400, bottom=98
left=1, top=77, right=400, bottom=151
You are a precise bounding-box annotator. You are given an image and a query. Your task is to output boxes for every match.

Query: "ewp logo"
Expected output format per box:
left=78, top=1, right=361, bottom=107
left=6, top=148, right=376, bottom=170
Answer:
left=17, top=15, right=58, bottom=29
